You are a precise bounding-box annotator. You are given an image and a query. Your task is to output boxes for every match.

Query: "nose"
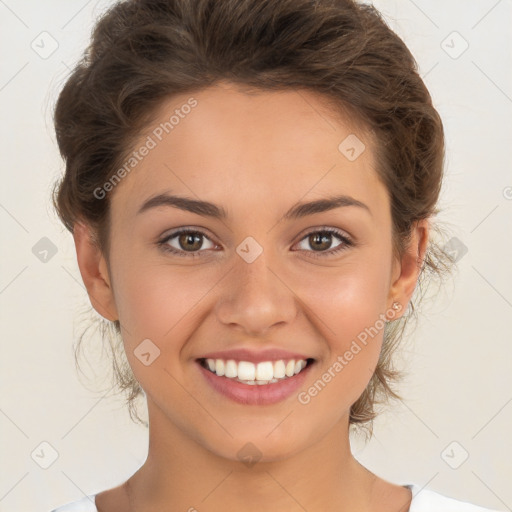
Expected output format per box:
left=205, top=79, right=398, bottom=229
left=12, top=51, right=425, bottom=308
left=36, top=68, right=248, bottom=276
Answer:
left=214, top=250, right=297, bottom=336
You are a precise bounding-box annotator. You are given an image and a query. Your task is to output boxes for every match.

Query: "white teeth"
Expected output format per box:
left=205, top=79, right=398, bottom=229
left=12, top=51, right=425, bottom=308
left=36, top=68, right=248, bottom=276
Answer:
left=273, top=360, right=286, bottom=379
left=204, top=357, right=310, bottom=384
left=294, top=360, right=306, bottom=375
left=238, top=361, right=255, bottom=381
left=256, top=361, right=274, bottom=381
left=285, top=360, right=295, bottom=377
left=225, top=360, right=237, bottom=378
left=215, top=359, right=225, bottom=376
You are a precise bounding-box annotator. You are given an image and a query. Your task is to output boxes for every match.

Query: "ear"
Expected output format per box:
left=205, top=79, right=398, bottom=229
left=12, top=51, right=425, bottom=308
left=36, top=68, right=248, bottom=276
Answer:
left=388, top=218, right=430, bottom=319
left=72, top=222, right=118, bottom=321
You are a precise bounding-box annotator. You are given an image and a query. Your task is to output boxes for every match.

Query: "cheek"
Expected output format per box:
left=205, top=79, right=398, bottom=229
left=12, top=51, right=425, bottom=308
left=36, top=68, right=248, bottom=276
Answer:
left=300, top=255, right=389, bottom=339
left=296, top=261, right=389, bottom=401
left=111, top=258, right=221, bottom=350
left=110, top=260, right=218, bottom=412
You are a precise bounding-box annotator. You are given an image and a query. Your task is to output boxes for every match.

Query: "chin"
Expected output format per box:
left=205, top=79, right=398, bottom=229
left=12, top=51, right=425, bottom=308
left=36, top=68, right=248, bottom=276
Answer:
left=198, top=422, right=317, bottom=467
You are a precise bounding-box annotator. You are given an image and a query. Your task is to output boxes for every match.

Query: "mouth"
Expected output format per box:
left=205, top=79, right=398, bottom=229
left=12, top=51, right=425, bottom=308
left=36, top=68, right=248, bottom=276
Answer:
left=196, top=356, right=316, bottom=405
left=197, top=357, right=315, bottom=385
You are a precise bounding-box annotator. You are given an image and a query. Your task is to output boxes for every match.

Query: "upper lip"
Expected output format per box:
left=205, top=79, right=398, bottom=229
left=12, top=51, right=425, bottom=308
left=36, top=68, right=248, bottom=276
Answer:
left=197, top=348, right=313, bottom=364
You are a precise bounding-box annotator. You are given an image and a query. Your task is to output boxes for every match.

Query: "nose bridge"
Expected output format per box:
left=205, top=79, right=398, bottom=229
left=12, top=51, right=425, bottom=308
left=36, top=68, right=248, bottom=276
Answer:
left=215, top=246, right=296, bottom=334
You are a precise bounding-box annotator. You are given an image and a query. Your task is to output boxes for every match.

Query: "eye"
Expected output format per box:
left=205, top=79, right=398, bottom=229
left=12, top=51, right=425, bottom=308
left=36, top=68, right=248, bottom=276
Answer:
left=158, top=228, right=217, bottom=257
left=157, top=226, right=353, bottom=259
left=294, top=228, right=353, bottom=258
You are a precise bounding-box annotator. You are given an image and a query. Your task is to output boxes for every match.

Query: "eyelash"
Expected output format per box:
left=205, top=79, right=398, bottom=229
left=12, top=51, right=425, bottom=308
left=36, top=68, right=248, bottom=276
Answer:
left=157, top=227, right=354, bottom=259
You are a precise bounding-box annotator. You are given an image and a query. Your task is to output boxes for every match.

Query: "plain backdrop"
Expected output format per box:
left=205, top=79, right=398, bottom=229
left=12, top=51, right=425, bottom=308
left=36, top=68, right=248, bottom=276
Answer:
left=0, top=1, right=511, bottom=511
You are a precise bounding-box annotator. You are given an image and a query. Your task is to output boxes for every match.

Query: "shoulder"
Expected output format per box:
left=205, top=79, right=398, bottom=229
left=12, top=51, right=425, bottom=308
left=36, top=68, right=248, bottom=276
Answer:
left=407, top=483, right=501, bottom=512
left=49, top=494, right=97, bottom=512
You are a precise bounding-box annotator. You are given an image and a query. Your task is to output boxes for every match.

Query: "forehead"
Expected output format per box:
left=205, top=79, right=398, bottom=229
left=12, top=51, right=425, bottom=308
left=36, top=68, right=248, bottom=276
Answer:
left=110, top=82, right=387, bottom=218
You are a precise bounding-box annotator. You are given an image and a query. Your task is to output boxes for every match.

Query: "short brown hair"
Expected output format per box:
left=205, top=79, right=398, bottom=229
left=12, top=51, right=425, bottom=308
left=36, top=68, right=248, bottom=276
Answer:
left=52, top=0, right=454, bottom=433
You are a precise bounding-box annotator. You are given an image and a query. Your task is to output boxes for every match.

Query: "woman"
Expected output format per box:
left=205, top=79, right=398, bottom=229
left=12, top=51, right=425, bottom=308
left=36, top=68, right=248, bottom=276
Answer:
left=49, top=0, right=499, bottom=510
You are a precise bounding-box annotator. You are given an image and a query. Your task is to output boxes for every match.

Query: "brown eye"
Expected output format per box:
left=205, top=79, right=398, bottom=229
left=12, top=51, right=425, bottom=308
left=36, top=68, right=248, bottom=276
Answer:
left=159, top=229, right=216, bottom=257
left=294, top=228, right=353, bottom=258
left=178, top=232, right=204, bottom=251
left=308, top=232, right=334, bottom=251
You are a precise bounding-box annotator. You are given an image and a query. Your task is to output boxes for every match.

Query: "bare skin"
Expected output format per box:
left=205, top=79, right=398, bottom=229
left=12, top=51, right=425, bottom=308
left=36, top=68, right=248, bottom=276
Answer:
left=75, top=81, right=426, bottom=512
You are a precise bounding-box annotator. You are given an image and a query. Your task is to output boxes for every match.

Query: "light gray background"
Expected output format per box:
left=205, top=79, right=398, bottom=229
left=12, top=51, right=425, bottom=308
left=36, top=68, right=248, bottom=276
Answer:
left=0, top=1, right=511, bottom=511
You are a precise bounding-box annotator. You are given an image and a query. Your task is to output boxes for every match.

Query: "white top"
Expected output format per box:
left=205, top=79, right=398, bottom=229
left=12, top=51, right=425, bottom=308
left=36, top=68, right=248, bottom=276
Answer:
left=50, top=483, right=501, bottom=511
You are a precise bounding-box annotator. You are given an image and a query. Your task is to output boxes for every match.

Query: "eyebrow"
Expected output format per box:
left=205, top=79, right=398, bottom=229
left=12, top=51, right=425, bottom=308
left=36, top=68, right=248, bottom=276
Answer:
left=137, top=192, right=372, bottom=220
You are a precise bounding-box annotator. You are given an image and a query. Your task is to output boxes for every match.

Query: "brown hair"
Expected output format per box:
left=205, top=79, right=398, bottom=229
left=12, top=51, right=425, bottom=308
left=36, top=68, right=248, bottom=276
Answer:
left=52, top=0, right=454, bottom=434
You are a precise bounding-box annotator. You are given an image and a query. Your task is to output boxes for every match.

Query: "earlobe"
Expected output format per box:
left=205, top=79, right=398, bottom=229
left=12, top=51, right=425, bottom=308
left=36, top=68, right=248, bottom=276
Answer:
left=72, top=222, right=118, bottom=321
left=388, top=219, right=430, bottom=319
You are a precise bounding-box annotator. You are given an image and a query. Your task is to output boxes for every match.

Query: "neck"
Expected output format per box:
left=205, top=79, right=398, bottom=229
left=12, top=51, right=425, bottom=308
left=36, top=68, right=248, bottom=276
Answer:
left=124, top=400, right=384, bottom=512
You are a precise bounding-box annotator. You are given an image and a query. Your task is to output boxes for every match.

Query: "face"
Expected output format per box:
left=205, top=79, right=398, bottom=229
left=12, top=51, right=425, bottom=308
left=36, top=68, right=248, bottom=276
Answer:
left=86, top=81, right=413, bottom=463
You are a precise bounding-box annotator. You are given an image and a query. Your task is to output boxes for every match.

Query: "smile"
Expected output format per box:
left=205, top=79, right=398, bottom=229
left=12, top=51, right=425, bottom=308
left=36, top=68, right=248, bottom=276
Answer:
left=199, top=357, right=313, bottom=385
left=197, top=356, right=315, bottom=405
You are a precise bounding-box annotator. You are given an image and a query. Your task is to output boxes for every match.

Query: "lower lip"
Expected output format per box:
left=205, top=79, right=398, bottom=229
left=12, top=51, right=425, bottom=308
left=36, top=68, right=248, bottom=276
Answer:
left=197, top=361, right=314, bottom=405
